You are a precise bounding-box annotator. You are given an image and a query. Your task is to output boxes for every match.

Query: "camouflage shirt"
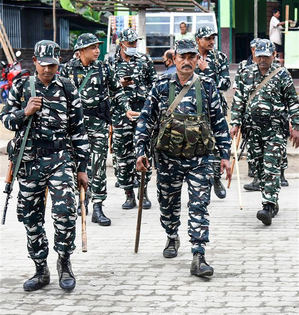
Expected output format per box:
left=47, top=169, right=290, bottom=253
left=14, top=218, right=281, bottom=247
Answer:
left=109, top=50, right=158, bottom=108
left=0, top=73, right=90, bottom=172
left=135, top=73, right=231, bottom=160
left=195, top=49, right=231, bottom=92
left=60, top=59, right=130, bottom=113
left=231, top=63, right=299, bottom=130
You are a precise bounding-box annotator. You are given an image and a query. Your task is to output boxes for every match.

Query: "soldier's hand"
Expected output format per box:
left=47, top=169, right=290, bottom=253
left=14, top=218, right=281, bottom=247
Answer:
left=24, top=97, right=43, bottom=116
left=136, top=156, right=149, bottom=172
left=120, top=77, right=134, bottom=87
left=290, top=129, right=299, bottom=149
left=197, top=57, right=208, bottom=71
left=230, top=126, right=239, bottom=139
left=220, top=159, right=231, bottom=181
left=126, top=110, right=140, bottom=121
left=77, top=172, right=88, bottom=191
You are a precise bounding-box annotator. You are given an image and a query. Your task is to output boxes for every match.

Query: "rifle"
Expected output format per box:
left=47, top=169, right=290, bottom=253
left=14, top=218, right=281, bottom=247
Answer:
left=134, top=156, right=147, bottom=254
left=80, top=186, right=87, bottom=252
left=2, top=76, right=35, bottom=225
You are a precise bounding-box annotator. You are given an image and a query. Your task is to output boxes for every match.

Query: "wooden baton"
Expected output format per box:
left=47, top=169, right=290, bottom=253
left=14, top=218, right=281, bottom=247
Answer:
left=80, top=186, right=87, bottom=252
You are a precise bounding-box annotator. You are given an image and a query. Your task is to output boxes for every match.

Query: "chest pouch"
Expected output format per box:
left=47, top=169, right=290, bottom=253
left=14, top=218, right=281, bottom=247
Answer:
left=156, top=78, right=215, bottom=159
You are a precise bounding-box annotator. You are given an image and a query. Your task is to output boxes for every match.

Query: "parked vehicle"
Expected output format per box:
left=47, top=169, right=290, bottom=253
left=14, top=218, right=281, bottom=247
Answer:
left=0, top=51, right=30, bottom=104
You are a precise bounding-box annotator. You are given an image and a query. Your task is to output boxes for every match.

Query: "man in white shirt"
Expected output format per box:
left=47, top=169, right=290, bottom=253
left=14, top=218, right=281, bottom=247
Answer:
left=269, top=9, right=290, bottom=61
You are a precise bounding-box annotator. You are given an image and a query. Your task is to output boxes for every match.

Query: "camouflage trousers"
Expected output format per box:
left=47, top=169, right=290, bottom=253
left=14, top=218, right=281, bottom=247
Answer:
left=113, top=114, right=152, bottom=190
left=246, top=127, right=286, bottom=205
left=156, top=153, right=214, bottom=255
left=85, top=117, right=109, bottom=203
left=16, top=150, right=77, bottom=265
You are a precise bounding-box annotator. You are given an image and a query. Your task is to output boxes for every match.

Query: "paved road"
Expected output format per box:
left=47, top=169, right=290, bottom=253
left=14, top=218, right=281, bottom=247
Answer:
left=0, top=153, right=298, bottom=315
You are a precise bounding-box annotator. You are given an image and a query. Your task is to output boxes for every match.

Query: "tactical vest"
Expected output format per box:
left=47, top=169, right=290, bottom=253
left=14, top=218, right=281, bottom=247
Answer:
left=155, top=78, right=215, bottom=159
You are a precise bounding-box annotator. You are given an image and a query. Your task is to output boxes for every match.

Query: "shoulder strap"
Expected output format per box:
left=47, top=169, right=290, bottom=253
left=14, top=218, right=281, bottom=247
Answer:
left=98, top=64, right=104, bottom=95
left=29, top=75, right=36, bottom=97
left=194, top=78, right=202, bottom=115
left=247, top=67, right=282, bottom=107
left=78, top=68, right=95, bottom=93
left=166, top=74, right=199, bottom=116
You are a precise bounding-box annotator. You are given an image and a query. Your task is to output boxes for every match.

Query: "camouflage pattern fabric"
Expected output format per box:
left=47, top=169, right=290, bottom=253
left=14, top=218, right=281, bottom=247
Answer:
left=135, top=73, right=231, bottom=253
left=195, top=26, right=218, bottom=38
left=109, top=49, right=157, bottom=190
left=119, top=28, right=140, bottom=42
left=34, top=40, right=61, bottom=65
left=231, top=62, right=299, bottom=205
left=157, top=154, right=214, bottom=255
left=60, top=59, right=129, bottom=202
left=0, top=73, right=89, bottom=263
left=74, top=33, right=103, bottom=51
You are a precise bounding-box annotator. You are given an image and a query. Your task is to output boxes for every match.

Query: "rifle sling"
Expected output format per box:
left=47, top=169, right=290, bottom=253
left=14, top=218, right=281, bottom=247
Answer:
left=247, top=67, right=282, bottom=107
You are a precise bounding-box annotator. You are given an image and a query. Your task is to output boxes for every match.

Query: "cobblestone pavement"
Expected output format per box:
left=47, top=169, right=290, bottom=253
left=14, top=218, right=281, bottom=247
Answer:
left=0, top=153, right=298, bottom=315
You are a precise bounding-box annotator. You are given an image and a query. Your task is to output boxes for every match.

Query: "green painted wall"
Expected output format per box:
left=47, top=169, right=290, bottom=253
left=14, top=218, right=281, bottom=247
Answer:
left=219, top=0, right=235, bottom=28
left=281, top=0, right=299, bottom=20
left=234, top=0, right=267, bottom=34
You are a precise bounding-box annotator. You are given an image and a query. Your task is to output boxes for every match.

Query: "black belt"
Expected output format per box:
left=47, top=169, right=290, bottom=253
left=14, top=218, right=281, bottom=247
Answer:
left=83, top=108, right=98, bottom=116
left=35, top=139, right=67, bottom=157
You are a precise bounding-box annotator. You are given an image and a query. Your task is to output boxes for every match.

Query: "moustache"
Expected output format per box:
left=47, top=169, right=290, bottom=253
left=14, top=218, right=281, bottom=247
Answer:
left=182, top=65, right=192, bottom=69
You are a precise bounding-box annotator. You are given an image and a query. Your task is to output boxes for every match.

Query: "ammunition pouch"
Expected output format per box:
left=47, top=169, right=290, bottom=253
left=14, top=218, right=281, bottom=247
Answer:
left=7, top=133, right=36, bottom=164
left=155, top=113, right=215, bottom=159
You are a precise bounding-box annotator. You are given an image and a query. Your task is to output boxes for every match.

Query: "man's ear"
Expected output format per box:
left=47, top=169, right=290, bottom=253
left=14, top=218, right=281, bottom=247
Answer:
left=173, top=53, right=177, bottom=64
left=32, top=56, right=37, bottom=64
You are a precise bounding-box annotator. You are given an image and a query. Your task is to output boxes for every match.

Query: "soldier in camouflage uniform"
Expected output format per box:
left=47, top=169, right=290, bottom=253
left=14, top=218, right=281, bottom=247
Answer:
left=230, top=39, right=299, bottom=226
left=135, top=40, right=231, bottom=277
left=234, top=39, right=290, bottom=190
left=195, top=26, right=231, bottom=200
left=109, top=28, right=158, bottom=210
left=0, top=40, right=89, bottom=291
left=60, top=33, right=130, bottom=226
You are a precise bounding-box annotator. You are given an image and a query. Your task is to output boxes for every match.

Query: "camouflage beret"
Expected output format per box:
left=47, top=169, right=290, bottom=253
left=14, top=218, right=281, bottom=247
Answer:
left=74, top=33, right=104, bottom=52
left=255, top=39, right=275, bottom=57
left=175, top=39, right=198, bottom=55
left=250, top=38, right=261, bottom=48
left=119, top=28, right=141, bottom=42
left=196, top=26, right=218, bottom=38
left=34, top=40, right=60, bottom=66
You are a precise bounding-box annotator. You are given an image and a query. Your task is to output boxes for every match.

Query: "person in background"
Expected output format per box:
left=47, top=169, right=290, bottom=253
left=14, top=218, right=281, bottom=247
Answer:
left=162, top=49, right=176, bottom=75
left=176, top=22, right=195, bottom=41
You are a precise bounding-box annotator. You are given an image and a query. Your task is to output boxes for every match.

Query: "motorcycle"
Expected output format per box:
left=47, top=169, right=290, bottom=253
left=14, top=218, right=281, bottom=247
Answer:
left=0, top=51, right=30, bottom=103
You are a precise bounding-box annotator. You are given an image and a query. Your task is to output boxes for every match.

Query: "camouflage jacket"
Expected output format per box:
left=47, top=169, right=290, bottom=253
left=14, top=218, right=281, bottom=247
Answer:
left=60, top=59, right=130, bottom=113
left=135, top=73, right=231, bottom=160
left=195, top=49, right=231, bottom=92
left=0, top=74, right=90, bottom=172
left=233, top=56, right=253, bottom=89
left=109, top=50, right=158, bottom=108
left=231, top=63, right=299, bottom=131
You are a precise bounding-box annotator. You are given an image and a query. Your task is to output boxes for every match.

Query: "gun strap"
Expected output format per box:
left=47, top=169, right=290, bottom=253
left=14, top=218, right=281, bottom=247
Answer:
left=78, top=69, right=94, bottom=93
left=247, top=67, right=282, bottom=107
left=11, top=76, right=35, bottom=187
left=167, top=73, right=199, bottom=116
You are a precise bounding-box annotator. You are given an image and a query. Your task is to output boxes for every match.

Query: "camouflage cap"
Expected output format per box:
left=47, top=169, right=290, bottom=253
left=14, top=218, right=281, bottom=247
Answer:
left=250, top=38, right=261, bottom=48
left=255, top=39, right=275, bottom=57
left=74, top=33, right=104, bottom=52
left=175, top=39, right=198, bottom=55
left=34, top=40, right=60, bottom=66
left=119, top=28, right=141, bottom=42
left=196, top=26, right=218, bottom=38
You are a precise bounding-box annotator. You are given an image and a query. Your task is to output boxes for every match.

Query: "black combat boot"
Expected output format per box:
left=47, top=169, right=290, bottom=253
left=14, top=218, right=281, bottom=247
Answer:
left=280, top=169, right=289, bottom=187
left=133, top=178, right=139, bottom=188
left=213, top=178, right=226, bottom=199
left=138, top=187, right=152, bottom=209
left=23, top=261, right=50, bottom=291
left=256, top=203, right=275, bottom=226
left=57, top=256, right=76, bottom=291
left=91, top=203, right=111, bottom=226
left=190, top=253, right=214, bottom=277
left=243, top=176, right=260, bottom=191
left=122, top=190, right=137, bottom=209
left=163, top=236, right=180, bottom=258
left=77, top=190, right=90, bottom=216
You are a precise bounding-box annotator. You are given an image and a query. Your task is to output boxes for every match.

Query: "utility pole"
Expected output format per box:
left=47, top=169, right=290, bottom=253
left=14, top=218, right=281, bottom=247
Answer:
left=254, top=0, right=258, bottom=38
left=53, top=0, right=57, bottom=42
